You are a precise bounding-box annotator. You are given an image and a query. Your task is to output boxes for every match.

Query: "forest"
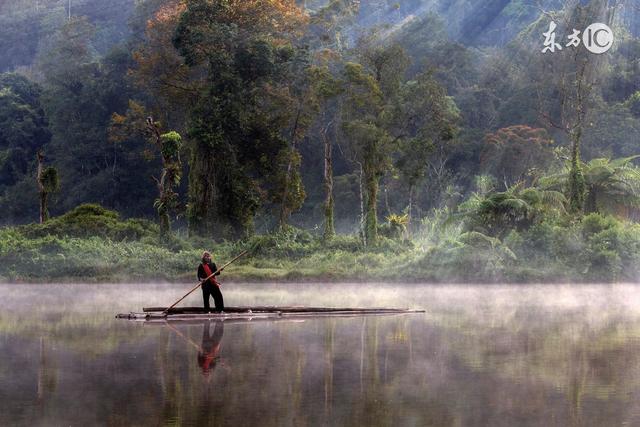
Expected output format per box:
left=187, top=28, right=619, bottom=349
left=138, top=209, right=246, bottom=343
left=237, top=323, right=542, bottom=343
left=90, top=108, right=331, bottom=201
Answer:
left=1, top=0, right=640, bottom=283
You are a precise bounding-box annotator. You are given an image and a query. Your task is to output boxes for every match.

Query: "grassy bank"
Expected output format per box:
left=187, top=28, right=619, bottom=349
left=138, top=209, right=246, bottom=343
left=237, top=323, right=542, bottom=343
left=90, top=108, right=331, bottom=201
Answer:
left=2, top=204, right=640, bottom=283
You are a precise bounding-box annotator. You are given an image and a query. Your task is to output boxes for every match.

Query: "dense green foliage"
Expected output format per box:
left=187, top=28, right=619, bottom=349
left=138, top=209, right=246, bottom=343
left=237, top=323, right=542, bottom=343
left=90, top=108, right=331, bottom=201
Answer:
left=4, top=206, right=640, bottom=283
left=0, top=74, right=50, bottom=221
left=18, top=204, right=158, bottom=240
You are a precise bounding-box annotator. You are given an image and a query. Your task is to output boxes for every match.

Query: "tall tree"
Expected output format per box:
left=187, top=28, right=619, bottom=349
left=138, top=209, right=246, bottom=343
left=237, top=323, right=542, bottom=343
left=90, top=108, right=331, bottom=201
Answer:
left=149, top=127, right=183, bottom=236
left=37, top=17, right=157, bottom=217
left=391, top=71, right=458, bottom=227
left=172, top=0, right=307, bottom=238
left=110, top=102, right=183, bottom=236
left=0, top=73, right=51, bottom=223
left=305, top=1, right=357, bottom=240
left=534, top=0, right=621, bottom=214
left=342, top=40, right=456, bottom=243
left=36, top=150, right=59, bottom=223
left=341, top=60, right=390, bottom=245
left=273, top=49, right=315, bottom=229
left=341, top=41, right=412, bottom=244
left=310, top=66, right=344, bottom=240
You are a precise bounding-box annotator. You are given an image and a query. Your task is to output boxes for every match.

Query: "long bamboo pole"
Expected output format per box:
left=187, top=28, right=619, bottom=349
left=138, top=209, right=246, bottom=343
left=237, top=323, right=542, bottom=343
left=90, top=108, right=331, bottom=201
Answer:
left=164, top=321, right=202, bottom=351
left=162, top=250, right=248, bottom=315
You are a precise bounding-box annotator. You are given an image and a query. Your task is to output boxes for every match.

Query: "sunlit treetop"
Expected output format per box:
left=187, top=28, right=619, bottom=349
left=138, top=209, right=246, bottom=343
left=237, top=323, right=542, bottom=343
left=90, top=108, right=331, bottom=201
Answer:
left=150, top=0, right=187, bottom=27
left=174, top=0, right=308, bottom=51
left=213, top=0, right=308, bottom=35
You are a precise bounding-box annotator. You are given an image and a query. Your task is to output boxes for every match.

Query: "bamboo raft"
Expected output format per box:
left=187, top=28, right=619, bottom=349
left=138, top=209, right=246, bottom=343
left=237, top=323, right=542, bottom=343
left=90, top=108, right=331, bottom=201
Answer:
left=116, top=306, right=425, bottom=321
left=116, top=252, right=427, bottom=322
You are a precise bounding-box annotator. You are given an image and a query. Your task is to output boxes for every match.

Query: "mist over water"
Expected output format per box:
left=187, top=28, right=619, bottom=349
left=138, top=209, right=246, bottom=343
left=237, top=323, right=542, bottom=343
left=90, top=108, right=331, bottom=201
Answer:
left=3, top=282, right=640, bottom=426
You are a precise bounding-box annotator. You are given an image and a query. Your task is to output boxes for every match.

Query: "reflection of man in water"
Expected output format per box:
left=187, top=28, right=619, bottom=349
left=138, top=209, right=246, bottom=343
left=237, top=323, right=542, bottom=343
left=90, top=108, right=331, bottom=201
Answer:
left=197, top=320, right=224, bottom=377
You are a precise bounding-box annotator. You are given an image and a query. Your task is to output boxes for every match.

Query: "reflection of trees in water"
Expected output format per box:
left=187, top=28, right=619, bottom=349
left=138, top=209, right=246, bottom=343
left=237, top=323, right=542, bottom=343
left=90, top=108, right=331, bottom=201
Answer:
left=9, top=304, right=640, bottom=426
left=569, top=346, right=587, bottom=427
left=147, top=317, right=418, bottom=426
left=37, top=336, right=58, bottom=409
left=323, top=319, right=333, bottom=419
left=423, top=308, right=640, bottom=426
left=149, top=314, right=640, bottom=426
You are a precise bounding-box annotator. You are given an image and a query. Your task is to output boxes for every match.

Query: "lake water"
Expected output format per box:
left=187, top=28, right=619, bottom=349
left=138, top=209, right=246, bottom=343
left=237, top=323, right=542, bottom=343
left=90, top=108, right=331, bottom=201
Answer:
left=2, top=282, right=640, bottom=426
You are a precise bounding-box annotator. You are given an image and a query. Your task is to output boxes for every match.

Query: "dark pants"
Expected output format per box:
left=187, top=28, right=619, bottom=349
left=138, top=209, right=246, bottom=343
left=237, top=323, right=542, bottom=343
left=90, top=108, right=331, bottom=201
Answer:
left=202, top=281, right=224, bottom=312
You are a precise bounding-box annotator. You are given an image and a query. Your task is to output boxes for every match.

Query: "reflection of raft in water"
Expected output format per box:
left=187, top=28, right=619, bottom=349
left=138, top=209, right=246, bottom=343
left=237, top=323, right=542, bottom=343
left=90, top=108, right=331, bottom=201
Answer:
left=116, top=306, right=425, bottom=321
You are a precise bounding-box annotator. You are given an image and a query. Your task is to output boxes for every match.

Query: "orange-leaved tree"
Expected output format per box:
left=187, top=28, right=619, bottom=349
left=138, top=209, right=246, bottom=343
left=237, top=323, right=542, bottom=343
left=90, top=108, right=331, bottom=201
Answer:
left=480, top=125, right=555, bottom=189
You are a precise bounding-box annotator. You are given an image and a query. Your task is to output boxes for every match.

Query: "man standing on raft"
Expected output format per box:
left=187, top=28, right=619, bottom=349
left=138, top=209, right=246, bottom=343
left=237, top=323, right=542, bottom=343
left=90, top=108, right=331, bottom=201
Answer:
left=198, top=251, right=224, bottom=313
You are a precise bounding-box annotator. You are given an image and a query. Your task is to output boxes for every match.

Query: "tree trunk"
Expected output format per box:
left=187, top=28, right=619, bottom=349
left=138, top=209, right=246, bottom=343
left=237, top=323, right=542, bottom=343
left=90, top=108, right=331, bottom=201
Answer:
left=279, top=147, right=294, bottom=229
left=36, top=151, right=47, bottom=223
left=322, top=122, right=335, bottom=240
left=40, top=193, right=48, bottom=223
left=188, top=142, right=217, bottom=236
left=357, top=162, right=365, bottom=245
left=147, top=119, right=182, bottom=237
left=585, top=187, right=597, bottom=214
left=364, top=161, right=378, bottom=245
left=567, top=56, right=588, bottom=215
left=568, top=127, right=586, bottom=214
left=157, top=169, right=171, bottom=237
left=383, top=181, right=391, bottom=217
left=279, top=108, right=302, bottom=229
left=407, top=183, right=414, bottom=233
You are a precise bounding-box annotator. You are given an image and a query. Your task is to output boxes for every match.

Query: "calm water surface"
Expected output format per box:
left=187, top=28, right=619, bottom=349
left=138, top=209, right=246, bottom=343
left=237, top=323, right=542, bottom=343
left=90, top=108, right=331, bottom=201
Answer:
left=2, top=282, right=640, bottom=426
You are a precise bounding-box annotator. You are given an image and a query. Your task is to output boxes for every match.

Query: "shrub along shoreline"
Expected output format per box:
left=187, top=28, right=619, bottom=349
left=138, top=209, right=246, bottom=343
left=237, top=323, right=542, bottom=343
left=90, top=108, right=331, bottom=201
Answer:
left=2, top=204, right=640, bottom=284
